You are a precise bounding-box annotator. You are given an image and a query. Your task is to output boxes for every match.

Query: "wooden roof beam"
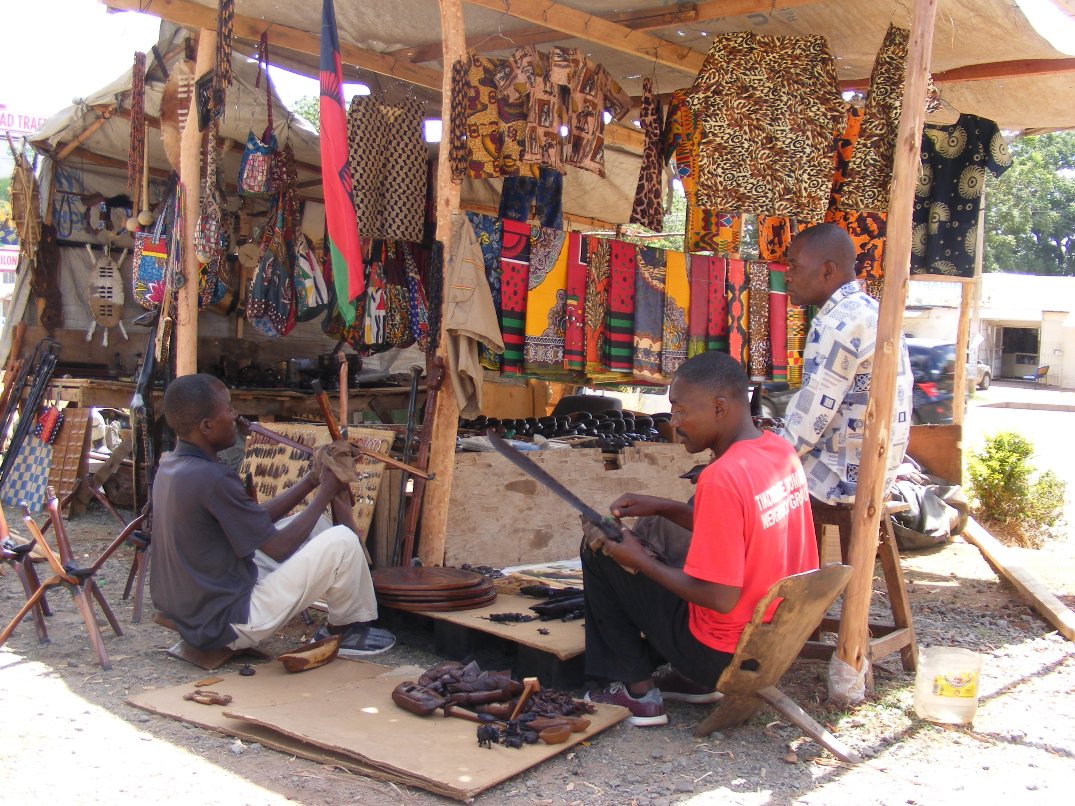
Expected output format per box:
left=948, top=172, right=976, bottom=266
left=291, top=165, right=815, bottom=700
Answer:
left=462, top=0, right=706, bottom=74
left=101, top=0, right=443, bottom=91
left=840, top=56, right=1075, bottom=91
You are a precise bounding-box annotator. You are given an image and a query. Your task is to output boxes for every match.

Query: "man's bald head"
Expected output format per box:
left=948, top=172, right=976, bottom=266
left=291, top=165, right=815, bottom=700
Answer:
left=785, top=224, right=859, bottom=307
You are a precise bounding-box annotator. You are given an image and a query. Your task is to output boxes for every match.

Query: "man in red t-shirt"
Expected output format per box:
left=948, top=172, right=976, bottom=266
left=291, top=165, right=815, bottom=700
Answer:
left=583, top=351, right=818, bottom=726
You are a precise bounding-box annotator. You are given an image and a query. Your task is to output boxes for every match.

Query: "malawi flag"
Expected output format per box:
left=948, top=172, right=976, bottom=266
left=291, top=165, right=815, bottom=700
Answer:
left=320, top=0, right=364, bottom=324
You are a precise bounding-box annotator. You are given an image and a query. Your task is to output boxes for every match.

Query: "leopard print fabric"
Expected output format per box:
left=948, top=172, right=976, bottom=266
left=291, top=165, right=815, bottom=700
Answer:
left=687, top=32, right=844, bottom=221
left=837, top=26, right=909, bottom=212
left=629, top=78, right=665, bottom=232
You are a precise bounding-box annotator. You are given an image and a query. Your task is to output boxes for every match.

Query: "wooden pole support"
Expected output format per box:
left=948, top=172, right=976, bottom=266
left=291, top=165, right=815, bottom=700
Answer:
left=175, top=29, right=216, bottom=377
left=832, top=0, right=939, bottom=697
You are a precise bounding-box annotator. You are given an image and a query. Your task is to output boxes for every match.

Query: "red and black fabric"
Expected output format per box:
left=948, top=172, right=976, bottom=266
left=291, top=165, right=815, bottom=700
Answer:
left=706, top=256, right=729, bottom=353
left=768, top=263, right=788, bottom=384
left=584, top=236, right=611, bottom=375
left=320, top=0, right=365, bottom=324
left=605, top=240, right=638, bottom=374
left=632, top=246, right=666, bottom=380
left=725, top=258, right=749, bottom=368
left=499, top=218, right=531, bottom=375
left=563, top=231, right=588, bottom=371
left=687, top=254, right=710, bottom=358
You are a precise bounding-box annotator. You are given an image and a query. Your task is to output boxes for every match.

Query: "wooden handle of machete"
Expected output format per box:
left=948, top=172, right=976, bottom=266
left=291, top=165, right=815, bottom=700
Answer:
left=310, top=380, right=344, bottom=442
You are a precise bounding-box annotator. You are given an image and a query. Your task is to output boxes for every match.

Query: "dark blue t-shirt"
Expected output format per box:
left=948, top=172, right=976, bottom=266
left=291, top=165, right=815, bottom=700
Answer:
left=151, top=441, right=276, bottom=649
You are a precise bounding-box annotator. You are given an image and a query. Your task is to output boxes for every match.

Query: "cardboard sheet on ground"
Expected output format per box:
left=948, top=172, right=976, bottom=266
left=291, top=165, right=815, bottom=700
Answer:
left=408, top=593, right=585, bottom=660
left=128, top=659, right=626, bottom=801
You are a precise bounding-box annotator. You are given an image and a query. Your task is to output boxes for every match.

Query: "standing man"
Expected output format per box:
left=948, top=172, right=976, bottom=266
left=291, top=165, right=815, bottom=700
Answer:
left=582, top=351, right=818, bottom=726
left=780, top=223, right=913, bottom=506
left=152, top=374, right=394, bottom=657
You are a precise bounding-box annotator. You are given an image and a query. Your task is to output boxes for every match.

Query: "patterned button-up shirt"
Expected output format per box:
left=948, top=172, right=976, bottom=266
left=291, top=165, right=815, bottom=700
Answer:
left=778, top=281, right=913, bottom=505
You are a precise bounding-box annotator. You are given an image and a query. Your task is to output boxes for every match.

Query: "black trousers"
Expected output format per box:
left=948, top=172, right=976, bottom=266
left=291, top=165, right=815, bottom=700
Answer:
left=582, top=541, right=733, bottom=689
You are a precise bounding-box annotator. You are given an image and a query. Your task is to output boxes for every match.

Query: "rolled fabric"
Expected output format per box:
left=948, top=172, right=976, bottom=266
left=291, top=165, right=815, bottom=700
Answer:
left=633, top=246, right=666, bottom=380
left=605, top=240, right=638, bottom=374
left=706, top=256, right=729, bottom=353
left=524, top=227, right=568, bottom=374
left=686, top=253, right=709, bottom=358
left=725, top=258, right=749, bottom=368
left=786, top=304, right=807, bottom=388
left=499, top=218, right=531, bottom=374
left=747, top=261, right=771, bottom=381
left=563, top=231, right=588, bottom=371
left=662, top=249, right=690, bottom=377
left=583, top=236, right=611, bottom=375
left=768, top=263, right=788, bottom=384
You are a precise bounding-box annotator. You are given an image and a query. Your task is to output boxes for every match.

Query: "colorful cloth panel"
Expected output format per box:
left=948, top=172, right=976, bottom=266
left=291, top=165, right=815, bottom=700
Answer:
left=827, top=210, right=887, bottom=286
left=768, top=263, right=788, bottom=383
left=663, top=88, right=701, bottom=205
left=686, top=253, right=710, bottom=358
left=564, top=232, right=588, bottom=371
left=662, top=250, right=690, bottom=377
left=497, top=45, right=569, bottom=173
left=1, top=437, right=53, bottom=513
left=583, top=236, right=611, bottom=376
left=726, top=259, right=749, bottom=368
left=911, top=113, right=1011, bottom=278
left=629, top=78, right=665, bottom=233
left=633, top=246, right=666, bottom=380
left=465, top=212, right=503, bottom=371
left=705, top=256, right=729, bottom=353
left=605, top=240, right=638, bottom=374
left=829, top=105, right=864, bottom=210
left=687, top=208, right=742, bottom=256
left=499, top=218, right=531, bottom=373
left=524, top=227, right=569, bottom=374
left=464, top=54, right=536, bottom=179
left=687, top=32, right=845, bottom=221
left=747, top=261, right=771, bottom=381
left=786, top=304, right=807, bottom=388
left=757, top=216, right=808, bottom=262
left=499, top=166, right=563, bottom=229
left=838, top=26, right=909, bottom=213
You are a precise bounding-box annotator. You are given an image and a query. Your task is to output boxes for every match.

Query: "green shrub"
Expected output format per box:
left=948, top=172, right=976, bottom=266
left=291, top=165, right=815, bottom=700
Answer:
left=967, top=432, right=1067, bottom=547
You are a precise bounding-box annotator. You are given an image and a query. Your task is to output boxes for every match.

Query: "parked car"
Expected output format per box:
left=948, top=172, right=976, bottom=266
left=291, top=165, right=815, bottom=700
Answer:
left=975, top=360, right=992, bottom=390
left=907, top=338, right=959, bottom=424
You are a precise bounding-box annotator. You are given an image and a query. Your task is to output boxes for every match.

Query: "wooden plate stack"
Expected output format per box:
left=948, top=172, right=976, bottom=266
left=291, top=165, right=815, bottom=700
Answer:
left=372, top=566, right=496, bottom=612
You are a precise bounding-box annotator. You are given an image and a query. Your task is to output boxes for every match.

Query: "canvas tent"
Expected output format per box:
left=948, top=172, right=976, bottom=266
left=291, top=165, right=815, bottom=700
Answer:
left=11, top=0, right=1075, bottom=696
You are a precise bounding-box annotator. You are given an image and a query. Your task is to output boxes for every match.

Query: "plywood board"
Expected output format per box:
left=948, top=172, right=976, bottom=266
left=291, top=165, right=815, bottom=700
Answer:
left=444, top=443, right=701, bottom=568
left=907, top=423, right=962, bottom=485
left=128, top=658, right=626, bottom=801
left=240, top=424, right=393, bottom=539
left=393, top=592, right=585, bottom=660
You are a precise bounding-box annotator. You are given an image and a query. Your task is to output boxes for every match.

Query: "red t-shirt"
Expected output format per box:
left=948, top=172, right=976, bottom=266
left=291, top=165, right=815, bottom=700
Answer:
left=683, top=431, right=818, bottom=653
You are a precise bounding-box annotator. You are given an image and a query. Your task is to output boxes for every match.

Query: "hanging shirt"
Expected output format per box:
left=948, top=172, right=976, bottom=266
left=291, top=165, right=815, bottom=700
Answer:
left=498, top=46, right=569, bottom=173
left=464, top=54, right=536, bottom=179
left=550, top=47, right=631, bottom=178
left=911, top=113, right=1012, bottom=278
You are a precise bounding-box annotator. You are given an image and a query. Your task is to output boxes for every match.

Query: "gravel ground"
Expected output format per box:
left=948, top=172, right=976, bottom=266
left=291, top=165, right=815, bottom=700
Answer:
left=2, top=503, right=1074, bottom=805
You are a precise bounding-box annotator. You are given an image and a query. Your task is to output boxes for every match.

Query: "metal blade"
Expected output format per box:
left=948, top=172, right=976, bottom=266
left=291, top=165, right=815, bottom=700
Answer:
left=486, top=431, right=621, bottom=540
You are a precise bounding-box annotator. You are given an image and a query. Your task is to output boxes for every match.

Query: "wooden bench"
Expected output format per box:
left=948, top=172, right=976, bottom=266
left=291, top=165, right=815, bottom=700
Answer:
left=696, top=564, right=862, bottom=763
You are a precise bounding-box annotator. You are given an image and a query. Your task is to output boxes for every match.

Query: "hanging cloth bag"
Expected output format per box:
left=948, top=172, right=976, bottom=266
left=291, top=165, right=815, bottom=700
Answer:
left=238, top=34, right=277, bottom=197
left=293, top=232, right=330, bottom=321
left=246, top=210, right=296, bottom=337
left=196, top=123, right=230, bottom=309
left=131, top=207, right=168, bottom=309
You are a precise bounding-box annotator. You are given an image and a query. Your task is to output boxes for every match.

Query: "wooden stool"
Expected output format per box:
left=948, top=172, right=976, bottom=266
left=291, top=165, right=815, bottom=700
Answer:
left=696, top=565, right=861, bottom=763
left=804, top=499, right=917, bottom=674
left=153, top=612, right=268, bottom=671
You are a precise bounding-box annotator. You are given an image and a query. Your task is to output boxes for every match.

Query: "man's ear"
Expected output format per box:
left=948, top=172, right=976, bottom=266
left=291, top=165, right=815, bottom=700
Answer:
left=712, top=395, right=728, bottom=418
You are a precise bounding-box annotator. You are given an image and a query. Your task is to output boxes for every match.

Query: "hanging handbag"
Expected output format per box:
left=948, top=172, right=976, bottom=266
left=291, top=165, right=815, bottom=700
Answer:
left=237, top=34, right=277, bottom=197
left=382, top=243, right=414, bottom=348
left=246, top=211, right=296, bottom=337
left=292, top=233, right=330, bottom=322
left=131, top=207, right=168, bottom=309
left=402, top=243, right=431, bottom=351
left=195, top=124, right=227, bottom=263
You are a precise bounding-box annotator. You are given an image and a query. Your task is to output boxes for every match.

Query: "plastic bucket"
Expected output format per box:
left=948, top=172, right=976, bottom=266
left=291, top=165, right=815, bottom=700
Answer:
left=913, top=646, right=982, bottom=724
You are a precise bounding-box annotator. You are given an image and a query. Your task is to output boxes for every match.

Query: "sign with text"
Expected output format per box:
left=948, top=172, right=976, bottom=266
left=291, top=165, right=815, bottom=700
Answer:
left=0, top=246, right=19, bottom=272
left=0, top=104, right=49, bottom=136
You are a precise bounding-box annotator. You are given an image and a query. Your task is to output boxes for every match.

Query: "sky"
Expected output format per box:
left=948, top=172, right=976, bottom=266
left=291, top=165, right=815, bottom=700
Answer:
left=2, top=0, right=1075, bottom=127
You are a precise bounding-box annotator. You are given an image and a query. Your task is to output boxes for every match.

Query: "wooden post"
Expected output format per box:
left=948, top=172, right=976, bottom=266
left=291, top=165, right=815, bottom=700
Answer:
left=833, top=0, right=938, bottom=697
left=175, top=29, right=216, bottom=377
left=953, top=281, right=973, bottom=425
left=417, top=0, right=465, bottom=568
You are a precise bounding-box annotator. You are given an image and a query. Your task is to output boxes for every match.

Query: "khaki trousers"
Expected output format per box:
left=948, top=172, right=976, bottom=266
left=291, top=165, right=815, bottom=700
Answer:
left=228, top=517, right=377, bottom=649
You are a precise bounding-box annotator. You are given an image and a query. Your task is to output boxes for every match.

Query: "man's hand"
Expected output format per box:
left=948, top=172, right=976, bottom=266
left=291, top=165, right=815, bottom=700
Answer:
left=609, top=493, right=672, bottom=519
left=318, top=463, right=344, bottom=495
left=599, top=526, right=653, bottom=573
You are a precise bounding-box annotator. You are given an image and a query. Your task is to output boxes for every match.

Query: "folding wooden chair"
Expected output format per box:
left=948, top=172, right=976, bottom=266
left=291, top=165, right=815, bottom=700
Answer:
left=695, top=564, right=862, bottom=764
left=0, top=487, right=135, bottom=670
left=0, top=506, right=52, bottom=644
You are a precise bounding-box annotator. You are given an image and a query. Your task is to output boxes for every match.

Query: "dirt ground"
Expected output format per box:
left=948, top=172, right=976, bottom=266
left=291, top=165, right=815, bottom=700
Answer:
left=2, top=502, right=1075, bottom=806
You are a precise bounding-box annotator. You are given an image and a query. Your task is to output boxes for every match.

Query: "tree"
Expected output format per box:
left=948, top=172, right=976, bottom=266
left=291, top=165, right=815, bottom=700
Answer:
left=984, top=132, right=1075, bottom=276
left=293, top=96, right=319, bottom=133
